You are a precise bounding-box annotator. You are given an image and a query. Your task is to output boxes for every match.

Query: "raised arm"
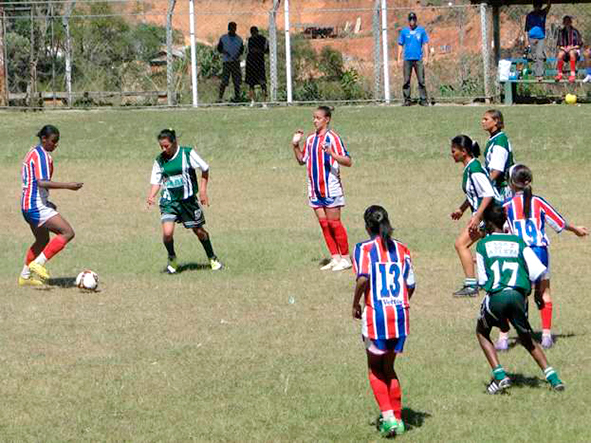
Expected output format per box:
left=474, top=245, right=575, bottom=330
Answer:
left=292, top=130, right=305, bottom=165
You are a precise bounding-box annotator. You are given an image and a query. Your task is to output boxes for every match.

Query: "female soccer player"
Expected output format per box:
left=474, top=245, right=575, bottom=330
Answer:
left=481, top=109, right=515, bottom=201
left=291, top=106, right=352, bottom=271
left=352, top=205, right=415, bottom=438
left=450, top=135, right=498, bottom=297
left=495, top=164, right=587, bottom=350
left=476, top=205, right=565, bottom=393
left=19, top=125, right=84, bottom=285
left=146, top=129, right=222, bottom=273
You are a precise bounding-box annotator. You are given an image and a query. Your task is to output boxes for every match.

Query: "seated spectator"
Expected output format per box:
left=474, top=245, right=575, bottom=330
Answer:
left=555, top=15, right=582, bottom=83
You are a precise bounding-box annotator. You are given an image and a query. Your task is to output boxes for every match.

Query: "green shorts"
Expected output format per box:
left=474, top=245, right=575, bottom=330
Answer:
left=160, top=197, right=206, bottom=229
left=478, top=289, right=532, bottom=335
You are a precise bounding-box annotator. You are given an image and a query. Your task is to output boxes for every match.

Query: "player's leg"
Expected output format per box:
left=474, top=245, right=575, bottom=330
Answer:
left=19, top=223, right=50, bottom=285
left=367, top=349, right=397, bottom=437
left=162, top=221, right=178, bottom=273
left=314, top=207, right=340, bottom=270
left=402, top=60, right=412, bottom=105
left=192, top=227, right=222, bottom=270
left=555, top=50, right=566, bottom=81
left=260, top=81, right=268, bottom=103
left=476, top=315, right=511, bottom=394
left=248, top=85, right=255, bottom=104
left=416, top=61, right=428, bottom=105
left=536, top=279, right=554, bottom=348
left=28, top=214, right=75, bottom=280
left=232, top=61, right=242, bottom=101
left=453, top=225, right=480, bottom=296
left=568, top=50, right=578, bottom=82
left=325, top=206, right=351, bottom=271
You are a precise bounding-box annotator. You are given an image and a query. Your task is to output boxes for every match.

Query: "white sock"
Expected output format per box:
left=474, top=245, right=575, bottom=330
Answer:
left=21, top=265, right=31, bottom=278
left=33, top=253, right=48, bottom=266
left=498, top=331, right=509, bottom=340
left=331, top=255, right=341, bottom=262
left=383, top=410, right=395, bottom=421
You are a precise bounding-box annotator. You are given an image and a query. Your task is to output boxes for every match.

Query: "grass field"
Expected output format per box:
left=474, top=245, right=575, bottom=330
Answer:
left=1, top=105, right=590, bottom=441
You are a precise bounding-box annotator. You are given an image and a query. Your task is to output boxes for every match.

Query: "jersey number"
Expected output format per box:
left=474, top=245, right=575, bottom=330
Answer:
left=514, top=219, right=538, bottom=245
left=490, top=260, right=518, bottom=290
left=375, top=262, right=403, bottom=302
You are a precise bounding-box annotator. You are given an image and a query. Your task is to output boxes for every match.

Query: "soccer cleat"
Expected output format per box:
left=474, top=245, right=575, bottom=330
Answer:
left=18, top=275, right=44, bottom=287
left=487, top=377, right=511, bottom=394
left=379, top=419, right=399, bottom=438
left=453, top=285, right=479, bottom=297
left=332, top=258, right=353, bottom=272
left=209, top=257, right=223, bottom=271
left=583, top=74, right=591, bottom=83
left=28, top=262, right=49, bottom=281
left=495, top=337, right=509, bottom=352
left=555, top=73, right=563, bottom=82
left=568, top=74, right=576, bottom=83
left=320, top=258, right=339, bottom=271
left=550, top=379, right=565, bottom=392
left=541, top=335, right=554, bottom=349
left=166, top=256, right=178, bottom=274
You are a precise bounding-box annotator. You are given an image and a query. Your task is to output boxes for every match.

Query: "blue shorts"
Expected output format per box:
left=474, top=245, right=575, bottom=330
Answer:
left=362, top=335, right=406, bottom=355
left=22, top=205, right=58, bottom=227
left=530, top=246, right=550, bottom=279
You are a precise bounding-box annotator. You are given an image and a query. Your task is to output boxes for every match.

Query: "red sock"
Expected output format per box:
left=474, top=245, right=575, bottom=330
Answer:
left=25, top=248, right=37, bottom=265
left=328, top=220, right=349, bottom=256
left=569, top=59, right=576, bottom=73
left=557, top=60, right=564, bottom=73
left=318, top=219, right=338, bottom=256
left=42, top=235, right=69, bottom=261
left=540, top=301, right=553, bottom=330
left=368, top=370, right=393, bottom=413
left=388, top=378, right=402, bottom=420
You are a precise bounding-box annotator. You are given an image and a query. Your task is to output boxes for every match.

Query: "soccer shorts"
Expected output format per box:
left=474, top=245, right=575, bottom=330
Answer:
left=308, top=194, right=345, bottom=209
left=160, top=197, right=206, bottom=229
left=478, top=289, right=532, bottom=336
left=22, top=204, right=58, bottom=227
left=563, top=50, right=581, bottom=62
left=530, top=246, right=550, bottom=280
left=363, top=335, right=406, bottom=355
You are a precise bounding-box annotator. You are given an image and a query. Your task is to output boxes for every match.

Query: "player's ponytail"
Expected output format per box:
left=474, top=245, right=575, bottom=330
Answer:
left=451, top=134, right=480, bottom=158
left=37, top=125, right=60, bottom=141
left=364, top=205, right=393, bottom=248
left=510, top=164, right=533, bottom=218
left=158, top=128, right=177, bottom=143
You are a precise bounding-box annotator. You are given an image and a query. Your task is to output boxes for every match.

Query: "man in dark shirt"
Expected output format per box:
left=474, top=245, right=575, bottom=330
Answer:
left=245, top=27, right=269, bottom=105
left=555, top=15, right=582, bottom=83
left=217, top=22, right=244, bottom=102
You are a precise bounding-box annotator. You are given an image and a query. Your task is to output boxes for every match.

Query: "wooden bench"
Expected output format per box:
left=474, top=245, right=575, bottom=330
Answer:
left=500, top=57, right=588, bottom=105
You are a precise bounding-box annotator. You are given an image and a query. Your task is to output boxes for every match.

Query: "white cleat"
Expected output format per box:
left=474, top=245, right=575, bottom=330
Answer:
left=332, top=258, right=353, bottom=272
left=320, top=259, right=339, bottom=271
left=583, top=74, right=591, bottom=83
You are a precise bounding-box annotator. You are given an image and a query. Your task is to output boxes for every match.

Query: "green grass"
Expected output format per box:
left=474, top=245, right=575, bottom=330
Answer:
left=0, top=105, right=590, bottom=441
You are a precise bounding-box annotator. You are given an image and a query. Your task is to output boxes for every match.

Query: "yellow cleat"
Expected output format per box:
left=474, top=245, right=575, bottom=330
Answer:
left=28, top=262, right=50, bottom=281
left=18, top=276, right=45, bottom=286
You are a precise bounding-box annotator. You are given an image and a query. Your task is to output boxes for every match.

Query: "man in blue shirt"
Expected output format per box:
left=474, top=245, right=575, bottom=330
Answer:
left=525, top=0, right=551, bottom=81
left=217, top=22, right=244, bottom=102
left=397, top=12, right=430, bottom=106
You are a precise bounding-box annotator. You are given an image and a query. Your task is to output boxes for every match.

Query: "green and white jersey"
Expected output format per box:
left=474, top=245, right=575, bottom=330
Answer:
left=484, top=131, right=514, bottom=194
left=462, top=158, right=498, bottom=212
left=150, top=146, right=209, bottom=203
left=476, top=233, right=546, bottom=295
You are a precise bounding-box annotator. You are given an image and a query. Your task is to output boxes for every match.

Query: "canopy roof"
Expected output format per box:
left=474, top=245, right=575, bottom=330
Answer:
left=470, top=0, right=591, bottom=5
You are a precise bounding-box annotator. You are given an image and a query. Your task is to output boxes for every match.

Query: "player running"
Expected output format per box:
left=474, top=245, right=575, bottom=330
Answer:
left=482, top=109, right=514, bottom=201
left=19, top=125, right=84, bottom=286
left=352, top=205, right=415, bottom=438
left=450, top=135, right=499, bottom=297
left=475, top=205, right=565, bottom=394
left=495, top=164, right=587, bottom=350
left=292, top=106, right=352, bottom=271
left=146, top=129, right=222, bottom=273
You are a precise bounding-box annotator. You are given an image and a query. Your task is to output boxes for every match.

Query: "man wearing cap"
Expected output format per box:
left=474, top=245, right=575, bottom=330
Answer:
left=525, top=0, right=551, bottom=81
left=555, top=15, right=583, bottom=83
left=397, top=12, right=430, bottom=106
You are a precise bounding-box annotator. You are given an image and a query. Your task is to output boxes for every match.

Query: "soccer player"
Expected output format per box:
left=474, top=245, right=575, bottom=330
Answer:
left=146, top=129, right=222, bottom=273
left=450, top=135, right=499, bottom=297
left=475, top=204, right=565, bottom=394
left=19, top=125, right=84, bottom=285
left=482, top=110, right=514, bottom=201
left=352, top=205, right=415, bottom=438
left=291, top=106, right=352, bottom=271
left=495, top=164, right=587, bottom=350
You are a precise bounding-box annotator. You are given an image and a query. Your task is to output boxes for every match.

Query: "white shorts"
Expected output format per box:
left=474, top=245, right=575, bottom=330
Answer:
left=22, top=204, right=58, bottom=227
left=308, top=194, right=345, bottom=209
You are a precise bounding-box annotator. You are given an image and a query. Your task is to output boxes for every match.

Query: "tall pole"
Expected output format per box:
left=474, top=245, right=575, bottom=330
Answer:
left=269, top=0, right=279, bottom=102
left=188, top=0, right=198, bottom=107
left=380, top=0, right=390, bottom=103
left=62, top=1, right=76, bottom=106
left=166, top=0, right=177, bottom=106
left=0, top=7, right=8, bottom=106
left=480, top=2, right=491, bottom=102
left=372, top=0, right=382, bottom=101
left=284, top=0, right=292, bottom=103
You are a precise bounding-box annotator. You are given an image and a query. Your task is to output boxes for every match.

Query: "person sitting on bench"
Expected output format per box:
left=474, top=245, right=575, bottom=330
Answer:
left=555, top=15, right=582, bottom=83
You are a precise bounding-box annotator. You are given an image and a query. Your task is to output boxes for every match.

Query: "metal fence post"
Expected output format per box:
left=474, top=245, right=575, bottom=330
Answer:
left=0, top=7, right=8, bottom=106
left=480, top=2, right=491, bottom=102
left=189, top=0, right=198, bottom=107
left=373, top=0, right=382, bottom=101
left=166, top=0, right=177, bottom=106
left=269, top=0, right=279, bottom=103
left=284, top=0, right=292, bottom=103
left=62, top=0, right=76, bottom=106
left=380, top=0, right=390, bottom=104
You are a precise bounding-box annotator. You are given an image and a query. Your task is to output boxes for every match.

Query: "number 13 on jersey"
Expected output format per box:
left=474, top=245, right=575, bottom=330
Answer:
left=374, top=262, right=404, bottom=304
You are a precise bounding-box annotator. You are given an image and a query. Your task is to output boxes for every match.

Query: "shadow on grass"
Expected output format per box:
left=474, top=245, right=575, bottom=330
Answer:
left=506, top=372, right=544, bottom=389
left=174, top=262, right=210, bottom=274
left=46, top=276, right=77, bottom=288
left=402, top=407, right=432, bottom=430
left=504, top=331, right=579, bottom=350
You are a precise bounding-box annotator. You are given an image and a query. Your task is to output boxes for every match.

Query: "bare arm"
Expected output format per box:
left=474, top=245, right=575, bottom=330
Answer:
left=468, top=196, right=494, bottom=232
left=397, top=44, right=403, bottom=67
left=326, top=146, right=352, bottom=167
left=352, top=276, right=369, bottom=319
left=292, top=130, right=305, bottom=165
left=451, top=199, right=470, bottom=220
left=408, top=285, right=415, bottom=300
left=146, top=184, right=161, bottom=208
left=565, top=223, right=588, bottom=237
left=199, top=170, right=210, bottom=206
left=38, top=180, right=83, bottom=191
left=488, top=170, right=502, bottom=182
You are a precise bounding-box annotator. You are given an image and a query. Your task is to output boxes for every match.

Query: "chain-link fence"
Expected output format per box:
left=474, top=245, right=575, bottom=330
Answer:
left=1, top=0, right=589, bottom=108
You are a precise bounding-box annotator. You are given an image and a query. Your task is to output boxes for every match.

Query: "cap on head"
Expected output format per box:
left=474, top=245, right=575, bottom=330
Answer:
left=408, top=12, right=417, bottom=21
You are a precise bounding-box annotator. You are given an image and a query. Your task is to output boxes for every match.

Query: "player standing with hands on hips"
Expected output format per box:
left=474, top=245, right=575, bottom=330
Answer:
left=147, top=129, right=222, bottom=273
left=19, top=125, right=83, bottom=285
left=292, top=106, right=352, bottom=271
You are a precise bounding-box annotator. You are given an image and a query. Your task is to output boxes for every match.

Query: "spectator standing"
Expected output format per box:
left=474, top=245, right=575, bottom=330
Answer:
left=245, top=27, right=269, bottom=106
left=217, top=22, right=244, bottom=102
left=397, top=12, right=430, bottom=106
left=555, top=15, right=583, bottom=83
left=525, top=0, right=551, bottom=81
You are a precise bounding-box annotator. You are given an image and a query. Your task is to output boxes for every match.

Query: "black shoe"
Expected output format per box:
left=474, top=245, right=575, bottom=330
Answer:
left=453, top=285, right=479, bottom=297
left=419, top=100, right=429, bottom=106
left=487, top=377, right=511, bottom=394
left=402, top=101, right=412, bottom=106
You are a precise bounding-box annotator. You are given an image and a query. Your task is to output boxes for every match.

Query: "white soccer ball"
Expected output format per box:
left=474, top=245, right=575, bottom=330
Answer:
left=76, top=270, right=99, bottom=291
